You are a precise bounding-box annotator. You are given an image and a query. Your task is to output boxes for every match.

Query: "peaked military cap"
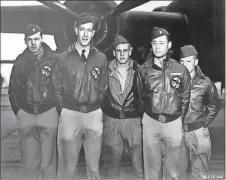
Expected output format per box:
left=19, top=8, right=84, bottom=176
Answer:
left=113, top=35, right=130, bottom=49
left=180, top=45, right=198, bottom=58
left=24, top=24, right=42, bottom=38
left=151, top=27, right=170, bottom=41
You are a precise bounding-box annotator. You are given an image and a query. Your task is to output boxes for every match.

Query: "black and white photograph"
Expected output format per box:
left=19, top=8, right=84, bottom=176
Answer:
left=1, top=0, right=225, bottom=179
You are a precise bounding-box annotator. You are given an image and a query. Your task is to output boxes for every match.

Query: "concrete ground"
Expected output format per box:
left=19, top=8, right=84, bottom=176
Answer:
left=1, top=92, right=225, bottom=179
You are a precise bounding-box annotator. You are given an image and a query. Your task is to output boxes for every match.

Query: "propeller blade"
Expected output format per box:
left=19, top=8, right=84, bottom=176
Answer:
left=37, top=1, right=79, bottom=20
left=101, top=0, right=150, bottom=21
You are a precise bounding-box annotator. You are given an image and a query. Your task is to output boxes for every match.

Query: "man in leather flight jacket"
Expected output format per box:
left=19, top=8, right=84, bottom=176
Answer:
left=138, top=27, right=191, bottom=179
left=180, top=45, right=219, bottom=179
left=53, top=13, right=107, bottom=179
left=100, top=35, right=143, bottom=178
left=8, top=24, right=59, bottom=179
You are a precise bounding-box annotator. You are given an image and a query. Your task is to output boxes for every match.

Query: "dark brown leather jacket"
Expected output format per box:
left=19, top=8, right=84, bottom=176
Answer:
left=183, top=66, right=219, bottom=131
left=138, top=52, right=191, bottom=122
left=53, top=44, right=107, bottom=113
left=8, top=43, right=59, bottom=115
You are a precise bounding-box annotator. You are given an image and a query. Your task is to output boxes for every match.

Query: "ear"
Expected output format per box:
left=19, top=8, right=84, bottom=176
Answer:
left=113, top=50, right=116, bottom=57
left=195, top=59, right=199, bottom=66
left=74, top=27, right=78, bottom=35
left=168, top=41, right=172, bottom=49
left=129, top=47, right=133, bottom=56
left=91, top=30, right=95, bottom=38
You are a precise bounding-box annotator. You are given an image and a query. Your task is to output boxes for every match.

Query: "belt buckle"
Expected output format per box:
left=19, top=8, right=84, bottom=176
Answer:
left=119, top=111, right=125, bottom=119
left=159, top=114, right=165, bottom=123
left=34, top=105, right=38, bottom=114
left=184, top=124, right=188, bottom=132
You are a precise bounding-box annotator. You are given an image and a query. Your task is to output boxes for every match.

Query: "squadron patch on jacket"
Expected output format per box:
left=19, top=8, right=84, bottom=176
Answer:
left=42, top=65, right=52, bottom=76
left=91, top=67, right=100, bottom=79
left=170, top=76, right=181, bottom=89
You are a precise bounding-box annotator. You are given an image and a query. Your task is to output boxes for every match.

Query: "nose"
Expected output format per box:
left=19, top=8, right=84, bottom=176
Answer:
left=155, top=43, right=160, bottom=50
left=120, top=51, right=124, bottom=56
left=84, top=30, right=88, bottom=37
left=31, top=39, right=35, bottom=45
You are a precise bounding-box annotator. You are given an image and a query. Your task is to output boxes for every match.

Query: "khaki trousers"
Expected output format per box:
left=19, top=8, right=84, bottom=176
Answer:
left=17, top=107, right=59, bottom=179
left=142, top=113, right=187, bottom=179
left=185, top=127, right=212, bottom=179
left=57, top=108, right=103, bottom=179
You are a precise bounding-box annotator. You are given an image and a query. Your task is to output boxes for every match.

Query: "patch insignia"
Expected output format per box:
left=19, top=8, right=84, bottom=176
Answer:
left=91, top=67, right=100, bottom=79
left=42, top=65, right=51, bottom=76
left=170, top=76, right=181, bottom=89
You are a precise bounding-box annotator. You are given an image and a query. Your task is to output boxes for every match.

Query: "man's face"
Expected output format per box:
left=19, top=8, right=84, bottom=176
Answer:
left=113, top=43, right=132, bottom=64
left=180, top=55, right=198, bottom=73
left=151, top=35, right=171, bottom=58
left=75, top=22, right=95, bottom=47
left=25, top=32, right=43, bottom=54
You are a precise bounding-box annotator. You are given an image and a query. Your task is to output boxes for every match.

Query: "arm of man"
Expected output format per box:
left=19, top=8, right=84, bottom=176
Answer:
left=8, top=60, right=21, bottom=116
left=204, top=79, right=220, bottom=126
left=99, top=58, right=109, bottom=106
left=52, top=55, right=64, bottom=115
left=180, top=67, right=191, bottom=121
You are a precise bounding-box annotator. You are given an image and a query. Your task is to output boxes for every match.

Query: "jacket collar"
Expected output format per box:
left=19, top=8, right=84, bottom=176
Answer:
left=195, top=65, right=206, bottom=79
left=109, top=58, right=134, bottom=77
left=22, top=42, right=55, bottom=60
left=144, top=50, right=173, bottom=68
left=68, top=42, right=98, bottom=53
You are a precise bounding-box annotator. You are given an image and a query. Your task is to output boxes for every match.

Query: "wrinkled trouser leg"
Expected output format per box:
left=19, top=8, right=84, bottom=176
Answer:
left=103, top=115, right=124, bottom=178
left=57, top=108, right=83, bottom=179
left=83, top=109, right=103, bottom=179
left=36, top=108, right=59, bottom=179
left=18, top=123, right=40, bottom=178
left=185, top=127, right=212, bottom=179
left=162, top=118, right=187, bottom=179
left=142, top=113, right=163, bottom=179
left=121, top=118, right=143, bottom=178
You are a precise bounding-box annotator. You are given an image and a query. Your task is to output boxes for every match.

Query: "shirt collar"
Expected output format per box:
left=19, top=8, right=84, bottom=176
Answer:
left=144, top=50, right=173, bottom=68
left=109, top=58, right=133, bottom=72
left=74, top=42, right=90, bottom=57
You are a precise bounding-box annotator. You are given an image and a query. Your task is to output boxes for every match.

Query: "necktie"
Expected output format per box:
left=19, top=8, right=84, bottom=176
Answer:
left=81, top=49, right=86, bottom=61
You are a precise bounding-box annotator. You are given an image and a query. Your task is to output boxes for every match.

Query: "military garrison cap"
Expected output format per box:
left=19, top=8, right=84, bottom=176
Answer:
left=180, top=45, right=198, bottom=58
left=113, top=35, right=130, bottom=49
left=151, top=27, right=170, bottom=41
left=75, top=13, right=98, bottom=30
left=24, top=24, right=42, bottom=38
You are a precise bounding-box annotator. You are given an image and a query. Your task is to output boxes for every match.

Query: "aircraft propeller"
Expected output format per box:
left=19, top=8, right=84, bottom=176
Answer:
left=100, top=0, right=151, bottom=21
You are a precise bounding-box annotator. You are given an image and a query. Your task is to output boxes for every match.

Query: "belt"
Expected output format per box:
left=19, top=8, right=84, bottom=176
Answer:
left=64, top=102, right=100, bottom=113
left=148, top=113, right=181, bottom=123
left=21, top=103, right=54, bottom=114
left=183, top=122, right=207, bottom=132
left=102, top=106, right=140, bottom=119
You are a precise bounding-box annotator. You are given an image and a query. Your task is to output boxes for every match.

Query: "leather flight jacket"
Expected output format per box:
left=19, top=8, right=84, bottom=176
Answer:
left=183, top=66, right=220, bottom=132
left=8, top=43, right=59, bottom=115
left=53, top=44, right=107, bottom=113
left=100, top=60, right=144, bottom=119
left=138, top=52, right=191, bottom=123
